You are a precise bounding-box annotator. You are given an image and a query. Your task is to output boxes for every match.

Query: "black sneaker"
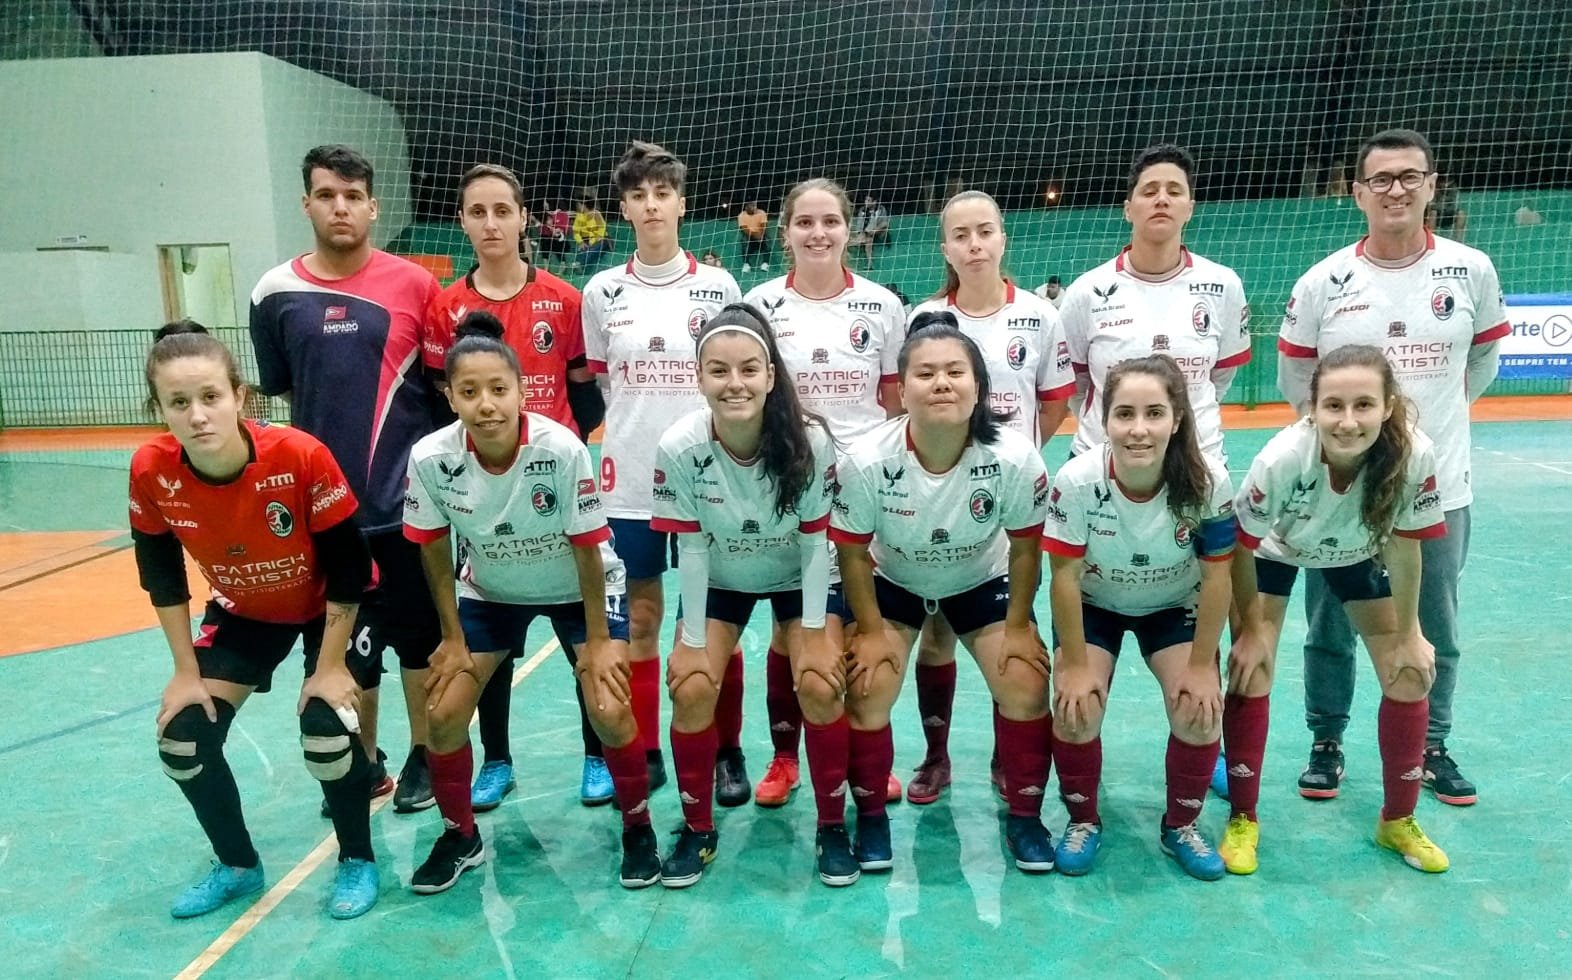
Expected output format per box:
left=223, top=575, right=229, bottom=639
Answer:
left=410, top=826, right=485, bottom=894
left=619, top=824, right=661, bottom=889
left=321, top=748, right=390, bottom=818
left=1005, top=815, right=1055, bottom=873
left=394, top=747, right=436, bottom=813
left=1298, top=740, right=1345, bottom=799
left=1423, top=743, right=1478, bottom=806
left=646, top=749, right=669, bottom=794
left=853, top=813, right=893, bottom=871
left=714, top=747, right=751, bottom=808
left=815, top=824, right=861, bottom=887
left=660, top=827, right=719, bottom=889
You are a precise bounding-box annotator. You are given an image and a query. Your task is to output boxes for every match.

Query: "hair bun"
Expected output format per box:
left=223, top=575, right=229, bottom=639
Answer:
left=154, top=319, right=210, bottom=342
left=908, top=310, right=958, bottom=336
left=455, top=310, right=505, bottom=341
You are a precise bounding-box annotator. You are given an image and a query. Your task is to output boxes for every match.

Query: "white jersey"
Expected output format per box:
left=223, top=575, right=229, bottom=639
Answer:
left=1277, top=232, right=1508, bottom=510
left=403, top=415, right=625, bottom=605
left=1033, top=284, right=1065, bottom=310
left=1234, top=419, right=1445, bottom=568
left=830, top=417, right=1049, bottom=598
left=1060, top=248, right=1251, bottom=461
left=581, top=254, right=741, bottom=518
left=1042, top=445, right=1235, bottom=616
left=744, top=271, right=905, bottom=443
left=649, top=409, right=836, bottom=593
left=911, top=284, right=1075, bottom=445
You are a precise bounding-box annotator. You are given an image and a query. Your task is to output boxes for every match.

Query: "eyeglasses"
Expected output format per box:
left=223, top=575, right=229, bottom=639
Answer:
left=1356, top=170, right=1433, bottom=192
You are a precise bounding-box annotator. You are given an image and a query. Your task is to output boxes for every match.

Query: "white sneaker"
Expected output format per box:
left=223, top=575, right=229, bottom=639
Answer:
left=742, top=263, right=752, bottom=272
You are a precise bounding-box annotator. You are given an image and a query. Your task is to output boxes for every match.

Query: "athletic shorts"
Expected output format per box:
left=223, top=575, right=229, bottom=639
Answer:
left=1255, top=556, right=1391, bottom=602
left=607, top=517, right=678, bottom=581
left=192, top=601, right=381, bottom=694
left=357, top=529, right=442, bottom=672
left=873, top=574, right=1029, bottom=637
left=684, top=584, right=851, bottom=630
left=1051, top=603, right=1195, bottom=660
left=459, top=594, right=631, bottom=654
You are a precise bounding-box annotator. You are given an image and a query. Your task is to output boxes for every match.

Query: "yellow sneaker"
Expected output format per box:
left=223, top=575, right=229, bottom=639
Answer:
left=1219, top=813, right=1259, bottom=875
left=1375, top=814, right=1450, bottom=873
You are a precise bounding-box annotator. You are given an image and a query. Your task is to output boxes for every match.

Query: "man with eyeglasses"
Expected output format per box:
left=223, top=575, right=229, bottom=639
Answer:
left=1276, top=128, right=1508, bottom=814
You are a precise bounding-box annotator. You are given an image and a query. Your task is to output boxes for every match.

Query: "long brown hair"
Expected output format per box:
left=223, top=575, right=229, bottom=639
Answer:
left=1101, top=355, right=1210, bottom=521
left=930, top=190, right=1012, bottom=300
left=1310, top=345, right=1416, bottom=547
left=780, top=177, right=853, bottom=272
left=144, top=320, right=248, bottom=417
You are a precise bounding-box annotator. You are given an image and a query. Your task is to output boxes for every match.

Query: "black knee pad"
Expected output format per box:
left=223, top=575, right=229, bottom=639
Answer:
left=298, top=698, right=363, bottom=783
left=158, top=700, right=236, bottom=783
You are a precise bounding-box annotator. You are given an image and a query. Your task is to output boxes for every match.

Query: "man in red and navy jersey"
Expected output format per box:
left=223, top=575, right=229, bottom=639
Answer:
left=249, top=144, right=444, bottom=813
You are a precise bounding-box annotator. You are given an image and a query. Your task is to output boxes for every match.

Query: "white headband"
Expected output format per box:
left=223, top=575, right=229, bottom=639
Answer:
left=697, top=324, right=771, bottom=363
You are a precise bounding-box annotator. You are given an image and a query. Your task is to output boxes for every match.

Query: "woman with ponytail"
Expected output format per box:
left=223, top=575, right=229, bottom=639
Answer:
left=1226, top=344, right=1449, bottom=876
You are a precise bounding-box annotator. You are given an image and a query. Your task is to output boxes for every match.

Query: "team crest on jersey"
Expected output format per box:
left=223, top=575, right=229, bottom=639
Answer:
left=649, top=336, right=667, bottom=352
left=531, top=484, right=557, bottom=516
left=226, top=543, right=246, bottom=557
left=1174, top=518, right=1197, bottom=549
left=1130, top=552, right=1150, bottom=567
left=265, top=501, right=294, bottom=538
left=849, top=320, right=872, bottom=353
left=1152, top=334, right=1171, bottom=352
left=930, top=528, right=950, bottom=545
left=493, top=521, right=514, bottom=536
left=1388, top=320, right=1408, bottom=338
left=1191, top=303, right=1212, bottom=337
left=688, top=310, right=708, bottom=339
left=741, top=519, right=761, bottom=534
left=438, top=460, right=467, bottom=483
left=1430, top=286, right=1455, bottom=320
left=969, top=488, right=995, bottom=522
left=1006, top=336, right=1028, bottom=370
left=812, top=348, right=830, bottom=364
left=532, top=320, right=555, bottom=353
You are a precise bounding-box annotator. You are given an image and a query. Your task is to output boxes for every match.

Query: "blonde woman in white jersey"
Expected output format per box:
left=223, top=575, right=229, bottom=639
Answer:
left=744, top=178, right=906, bottom=808
left=904, top=190, right=1075, bottom=805
left=581, top=142, right=743, bottom=798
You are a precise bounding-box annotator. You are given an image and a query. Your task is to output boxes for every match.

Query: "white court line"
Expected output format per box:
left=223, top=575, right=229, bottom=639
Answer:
left=175, top=637, right=560, bottom=979
left=1483, top=449, right=1572, bottom=477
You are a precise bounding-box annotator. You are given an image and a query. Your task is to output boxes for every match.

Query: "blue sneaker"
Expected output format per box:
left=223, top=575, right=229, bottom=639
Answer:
left=1211, top=754, right=1230, bottom=800
left=1005, top=815, right=1055, bottom=873
left=853, top=813, right=893, bottom=871
left=170, top=860, right=265, bottom=919
left=581, top=756, right=614, bottom=807
left=471, top=760, right=516, bottom=812
left=1055, top=821, right=1102, bottom=876
left=1160, top=821, right=1225, bottom=881
left=328, top=858, right=380, bottom=919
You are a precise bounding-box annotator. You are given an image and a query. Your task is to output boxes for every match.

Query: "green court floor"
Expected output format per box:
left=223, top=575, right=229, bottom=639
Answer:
left=2, top=422, right=1570, bottom=977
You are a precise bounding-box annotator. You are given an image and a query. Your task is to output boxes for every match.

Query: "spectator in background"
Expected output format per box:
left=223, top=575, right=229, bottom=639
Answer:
left=1425, top=175, right=1468, bottom=242
left=574, top=198, right=610, bottom=268
left=1033, top=274, right=1064, bottom=309
left=1325, top=161, right=1351, bottom=199
left=702, top=248, right=725, bottom=269
left=1515, top=202, right=1544, bottom=227
left=534, top=200, right=573, bottom=271
left=885, top=282, right=913, bottom=315
left=737, top=201, right=771, bottom=272
left=850, top=194, right=891, bottom=269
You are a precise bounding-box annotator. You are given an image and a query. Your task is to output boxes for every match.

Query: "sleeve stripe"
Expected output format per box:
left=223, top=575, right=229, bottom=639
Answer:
left=649, top=517, right=701, bottom=534
left=878, top=373, right=898, bottom=385
left=1395, top=522, right=1448, bottom=541
left=1199, top=551, right=1233, bottom=563
left=587, top=359, right=609, bottom=374
left=1472, top=321, right=1511, bottom=345
left=1038, top=382, right=1076, bottom=402
left=798, top=514, right=831, bottom=534
left=1276, top=338, right=1318, bottom=358
left=403, top=524, right=449, bottom=544
left=828, top=527, right=874, bottom=545
left=1042, top=536, right=1086, bottom=557
left=1215, top=348, right=1252, bottom=369
left=1234, top=520, right=1263, bottom=550
left=1071, top=361, right=1089, bottom=374
left=567, top=525, right=613, bottom=546
left=1006, top=521, right=1045, bottom=539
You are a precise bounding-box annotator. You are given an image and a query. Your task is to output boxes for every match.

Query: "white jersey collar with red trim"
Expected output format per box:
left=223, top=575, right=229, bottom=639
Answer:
left=1114, top=245, right=1194, bottom=281
left=785, top=267, right=855, bottom=297
left=463, top=412, right=532, bottom=458
left=625, top=250, right=698, bottom=284
left=1354, top=229, right=1435, bottom=268
left=945, top=280, right=1016, bottom=316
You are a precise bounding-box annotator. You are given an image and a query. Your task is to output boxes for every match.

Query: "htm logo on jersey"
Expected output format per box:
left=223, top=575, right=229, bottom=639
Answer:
left=761, top=296, right=786, bottom=314
left=930, top=528, right=950, bottom=544
left=1092, top=283, right=1119, bottom=302
left=1006, top=317, right=1040, bottom=331
left=438, top=460, right=467, bottom=483
left=255, top=473, right=296, bottom=492
left=1189, top=282, right=1225, bottom=296
left=741, top=519, right=760, bottom=534
left=1130, top=552, right=1150, bottom=567
left=969, top=462, right=1000, bottom=479
left=531, top=484, right=557, bottom=516
left=532, top=320, right=555, bottom=353
left=1192, top=303, right=1212, bottom=337
left=689, top=287, right=725, bottom=303
left=1006, top=336, right=1028, bottom=370
left=847, top=300, right=883, bottom=314
left=1388, top=320, right=1408, bottom=338
left=493, top=521, right=514, bottom=536
left=849, top=320, right=871, bottom=353
left=1152, top=334, right=1171, bottom=352
left=265, top=501, right=294, bottom=538
left=1430, top=286, right=1455, bottom=320
left=158, top=474, right=183, bottom=498
left=531, top=299, right=565, bottom=313
left=882, top=465, right=904, bottom=488
left=969, top=488, right=995, bottom=522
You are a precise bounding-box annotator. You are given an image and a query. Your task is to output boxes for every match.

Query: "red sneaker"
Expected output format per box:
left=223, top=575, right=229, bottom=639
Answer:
left=886, top=772, right=903, bottom=804
left=754, top=756, right=800, bottom=808
left=906, top=756, right=952, bottom=805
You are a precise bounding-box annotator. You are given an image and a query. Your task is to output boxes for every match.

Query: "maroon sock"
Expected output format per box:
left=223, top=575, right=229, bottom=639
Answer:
left=629, top=658, right=661, bottom=756
left=601, top=736, right=652, bottom=829
left=1222, top=693, right=1270, bottom=821
left=802, top=714, right=851, bottom=827
left=996, top=711, right=1053, bottom=818
left=1050, top=731, right=1102, bottom=825
left=1378, top=697, right=1429, bottom=821
left=670, top=724, right=719, bottom=832
left=765, top=649, right=802, bottom=758
left=715, top=649, right=745, bottom=752
left=426, top=743, right=476, bottom=837
left=846, top=724, right=894, bottom=817
left=1164, top=735, right=1220, bottom=829
left=915, top=661, right=957, bottom=761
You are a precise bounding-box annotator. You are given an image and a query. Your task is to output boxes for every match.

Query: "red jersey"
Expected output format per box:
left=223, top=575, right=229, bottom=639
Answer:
left=129, top=421, right=361, bottom=624
left=422, top=267, right=586, bottom=434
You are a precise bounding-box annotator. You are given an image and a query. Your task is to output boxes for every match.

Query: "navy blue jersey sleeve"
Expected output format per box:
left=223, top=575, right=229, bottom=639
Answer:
left=249, top=294, right=292, bottom=397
